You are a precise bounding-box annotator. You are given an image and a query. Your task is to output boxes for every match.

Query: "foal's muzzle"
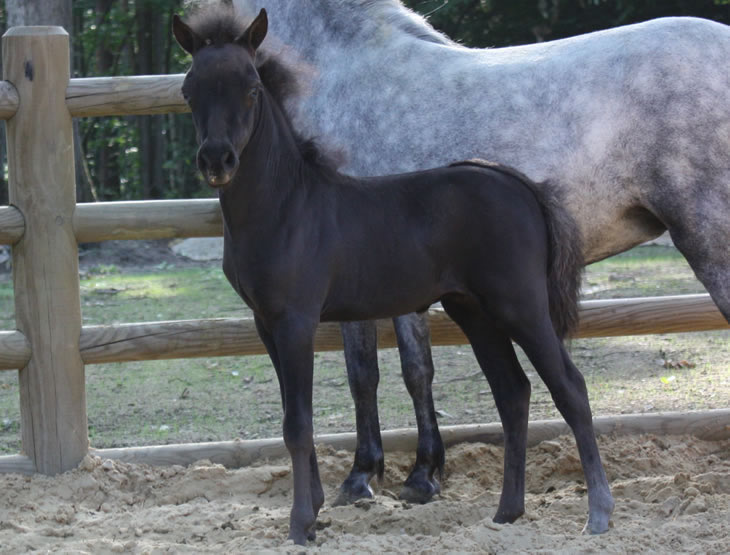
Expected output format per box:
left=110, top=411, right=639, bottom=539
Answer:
left=197, top=140, right=239, bottom=188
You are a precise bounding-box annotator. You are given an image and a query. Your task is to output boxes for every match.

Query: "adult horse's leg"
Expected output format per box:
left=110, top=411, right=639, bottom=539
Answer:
left=335, top=320, right=384, bottom=505
left=337, top=314, right=446, bottom=506
left=393, top=312, right=445, bottom=503
left=264, top=315, right=324, bottom=545
left=441, top=298, right=531, bottom=523
left=511, top=314, right=614, bottom=534
left=662, top=207, right=730, bottom=323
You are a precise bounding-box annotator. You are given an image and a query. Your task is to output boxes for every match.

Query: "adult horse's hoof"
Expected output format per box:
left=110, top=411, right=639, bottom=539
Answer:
left=399, top=475, right=440, bottom=504
left=288, top=529, right=308, bottom=546
left=582, top=518, right=612, bottom=534
left=333, top=476, right=374, bottom=506
left=581, top=509, right=614, bottom=534
left=582, top=491, right=615, bottom=534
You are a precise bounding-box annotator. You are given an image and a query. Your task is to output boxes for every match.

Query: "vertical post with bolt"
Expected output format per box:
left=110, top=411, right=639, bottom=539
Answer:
left=3, top=26, right=87, bottom=474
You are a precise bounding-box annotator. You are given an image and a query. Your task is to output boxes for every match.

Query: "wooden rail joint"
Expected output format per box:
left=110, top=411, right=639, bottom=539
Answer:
left=0, top=205, right=26, bottom=245
left=0, top=79, right=20, bottom=120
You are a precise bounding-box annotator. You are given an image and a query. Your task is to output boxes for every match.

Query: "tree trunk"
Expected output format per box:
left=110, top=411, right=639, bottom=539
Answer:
left=92, top=0, right=119, bottom=200
left=135, top=1, right=166, bottom=199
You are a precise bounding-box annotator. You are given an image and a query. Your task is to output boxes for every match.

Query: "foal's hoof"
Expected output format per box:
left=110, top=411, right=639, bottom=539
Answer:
left=492, top=507, right=524, bottom=524
left=399, top=476, right=440, bottom=504
left=333, top=478, right=374, bottom=507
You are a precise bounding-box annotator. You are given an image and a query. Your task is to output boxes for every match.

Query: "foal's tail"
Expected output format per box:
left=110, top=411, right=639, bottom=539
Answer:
left=450, top=160, right=584, bottom=339
left=534, top=183, right=585, bottom=340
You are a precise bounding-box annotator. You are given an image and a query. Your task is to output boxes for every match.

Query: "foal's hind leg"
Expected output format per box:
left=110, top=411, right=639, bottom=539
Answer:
left=441, top=298, right=532, bottom=523
left=335, top=320, right=385, bottom=505
left=394, top=312, right=444, bottom=503
left=511, top=316, right=614, bottom=534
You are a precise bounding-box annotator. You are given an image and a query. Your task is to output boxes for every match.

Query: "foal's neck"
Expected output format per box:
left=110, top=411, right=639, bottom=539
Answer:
left=220, top=89, right=323, bottom=229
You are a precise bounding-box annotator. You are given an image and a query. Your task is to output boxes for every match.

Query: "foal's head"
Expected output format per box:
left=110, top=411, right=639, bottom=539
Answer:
left=173, top=9, right=268, bottom=188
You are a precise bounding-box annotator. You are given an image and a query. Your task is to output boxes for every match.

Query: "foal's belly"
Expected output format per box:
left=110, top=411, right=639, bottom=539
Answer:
left=320, top=277, right=447, bottom=323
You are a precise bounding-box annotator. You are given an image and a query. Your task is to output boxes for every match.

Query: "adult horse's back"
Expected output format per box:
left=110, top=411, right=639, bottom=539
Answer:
left=233, top=0, right=730, bottom=501
left=234, top=1, right=730, bottom=300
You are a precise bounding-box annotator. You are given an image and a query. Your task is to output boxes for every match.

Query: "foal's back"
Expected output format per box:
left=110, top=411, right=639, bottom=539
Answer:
left=319, top=161, right=550, bottom=322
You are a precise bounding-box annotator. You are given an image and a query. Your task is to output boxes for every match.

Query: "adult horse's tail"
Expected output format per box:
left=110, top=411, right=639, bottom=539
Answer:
left=451, top=160, right=584, bottom=339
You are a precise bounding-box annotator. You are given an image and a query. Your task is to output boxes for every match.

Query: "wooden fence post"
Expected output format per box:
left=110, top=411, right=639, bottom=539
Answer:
left=3, top=26, right=87, bottom=474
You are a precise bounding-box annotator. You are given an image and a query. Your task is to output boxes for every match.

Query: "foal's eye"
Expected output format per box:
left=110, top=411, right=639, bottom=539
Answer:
left=248, top=87, right=260, bottom=100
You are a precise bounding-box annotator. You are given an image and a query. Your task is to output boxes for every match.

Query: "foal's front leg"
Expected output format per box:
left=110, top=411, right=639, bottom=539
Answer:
left=265, top=315, right=324, bottom=545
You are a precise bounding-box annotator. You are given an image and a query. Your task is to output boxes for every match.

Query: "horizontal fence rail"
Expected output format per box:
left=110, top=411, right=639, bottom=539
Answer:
left=66, top=75, right=187, bottom=117
left=0, top=80, right=19, bottom=119
left=0, top=75, right=187, bottom=120
left=0, top=294, right=726, bottom=371
left=3, top=408, right=729, bottom=474
left=1, top=199, right=222, bottom=245
left=74, top=199, right=222, bottom=242
left=0, top=206, right=24, bottom=244
left=0, top=330, right=31, bottom=370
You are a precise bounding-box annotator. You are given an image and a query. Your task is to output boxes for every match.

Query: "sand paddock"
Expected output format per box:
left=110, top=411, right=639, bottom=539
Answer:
left=1, top=432, right=728, bottom=553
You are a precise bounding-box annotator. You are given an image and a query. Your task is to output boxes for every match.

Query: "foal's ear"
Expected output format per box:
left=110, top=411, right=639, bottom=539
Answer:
left=237, top=8, right=268, bottom=54
left=172, top=14, right=202, bottom=55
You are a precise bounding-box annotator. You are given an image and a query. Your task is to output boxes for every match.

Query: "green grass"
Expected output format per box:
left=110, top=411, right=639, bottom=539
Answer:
left=583, top=245, right=704, bottom=299
left=0, top=244, right=728, bottom=455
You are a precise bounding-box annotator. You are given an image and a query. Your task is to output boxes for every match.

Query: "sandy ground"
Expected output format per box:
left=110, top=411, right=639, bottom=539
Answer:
left=1, top=433, right=728, bottom=553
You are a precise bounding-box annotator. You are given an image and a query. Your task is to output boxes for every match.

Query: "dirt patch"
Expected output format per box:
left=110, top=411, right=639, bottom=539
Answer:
left=78, top=240, right=209, bottom=272
left=0, top=433, right=727, bottom=552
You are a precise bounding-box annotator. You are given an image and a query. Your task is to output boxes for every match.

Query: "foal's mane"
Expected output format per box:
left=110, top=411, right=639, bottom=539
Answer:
left=185, top=2, right=338, bottom=171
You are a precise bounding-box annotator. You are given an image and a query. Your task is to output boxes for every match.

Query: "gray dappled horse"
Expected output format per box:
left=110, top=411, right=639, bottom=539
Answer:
left=173, top=7, right=614, bottom=543
left=229, top=0, right=730, bottom=506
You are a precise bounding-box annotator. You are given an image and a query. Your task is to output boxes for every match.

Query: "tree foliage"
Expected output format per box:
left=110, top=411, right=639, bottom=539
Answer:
left=404, top=0, right=730, bottom=46
left=71, top=0, right=204, bottom=200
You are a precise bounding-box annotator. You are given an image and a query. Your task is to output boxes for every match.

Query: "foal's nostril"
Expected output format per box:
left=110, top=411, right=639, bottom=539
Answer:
left=197, top=150, right=210, bottom=174
left=222, top=150, right=236, bottom=171
left=198, top=141, right=236, bottom=185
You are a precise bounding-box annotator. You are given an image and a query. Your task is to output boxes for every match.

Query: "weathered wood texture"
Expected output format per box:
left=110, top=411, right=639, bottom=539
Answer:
left=66, top=75, right=187, bottom=117
left=78, top=318, right=344, bottom=364
left=0, top=80, right=19, bottom=120
left=0, top=409, right=713, bottom=473
left=0, top=454, right=35, bottom=474
left=402, top=296, right=727, bottom=345
left=74, top=199, right=222, bottom=242
left=572, top=294, right=728, bottom=337
left=71, top=295, right=727, bottom=366
left=3, top=27, right=87, bottom=474
left=0, top=205, right=24, bottom=244
left=0, top=330, right=31, bottom=370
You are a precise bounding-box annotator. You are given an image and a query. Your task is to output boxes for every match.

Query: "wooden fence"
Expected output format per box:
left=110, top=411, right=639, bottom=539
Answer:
left=0, top=27, right=728, bottom=476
